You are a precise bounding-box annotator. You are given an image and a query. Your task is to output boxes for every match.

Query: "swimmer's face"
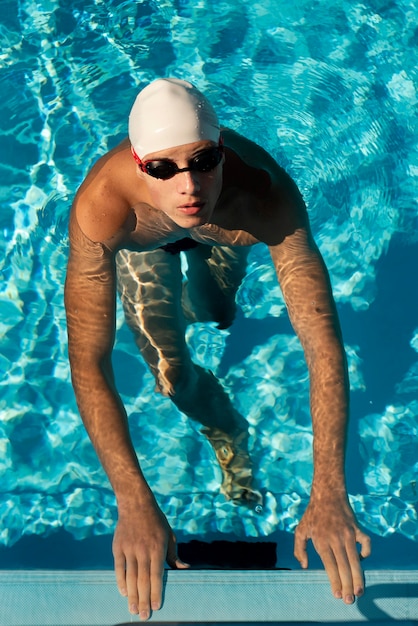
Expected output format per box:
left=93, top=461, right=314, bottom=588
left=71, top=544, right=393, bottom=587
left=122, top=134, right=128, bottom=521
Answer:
left=135, top=140, right=224, bottom=228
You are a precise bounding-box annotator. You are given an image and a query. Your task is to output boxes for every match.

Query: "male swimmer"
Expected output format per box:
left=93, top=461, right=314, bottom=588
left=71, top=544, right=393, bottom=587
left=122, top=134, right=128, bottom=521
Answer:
left=65, top=78, right=371, bottom=620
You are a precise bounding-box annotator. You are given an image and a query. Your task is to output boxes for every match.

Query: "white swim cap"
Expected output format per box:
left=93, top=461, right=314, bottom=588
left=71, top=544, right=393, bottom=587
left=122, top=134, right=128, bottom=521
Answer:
left=129, top=78, right=220, bottom=159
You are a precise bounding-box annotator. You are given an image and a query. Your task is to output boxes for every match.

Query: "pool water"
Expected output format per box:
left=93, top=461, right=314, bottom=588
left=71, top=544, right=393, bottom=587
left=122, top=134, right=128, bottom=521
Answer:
left=0, top=0, right=417, bottom=569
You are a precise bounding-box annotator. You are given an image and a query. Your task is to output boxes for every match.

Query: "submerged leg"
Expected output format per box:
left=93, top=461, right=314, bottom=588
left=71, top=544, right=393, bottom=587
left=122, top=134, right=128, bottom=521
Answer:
left=116, top=247, right=188, bottom=396
left=181, top=365, right=262, bottom=506
left=116, top=246, right=261, bottom=505
left=181, top=244, right=261, bottom=503
left=182, top=244, right=249, bottom=329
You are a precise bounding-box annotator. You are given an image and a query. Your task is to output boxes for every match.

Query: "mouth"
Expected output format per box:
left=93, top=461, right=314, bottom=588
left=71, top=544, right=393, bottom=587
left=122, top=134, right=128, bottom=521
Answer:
left=177, top=201, right=205, bottom=216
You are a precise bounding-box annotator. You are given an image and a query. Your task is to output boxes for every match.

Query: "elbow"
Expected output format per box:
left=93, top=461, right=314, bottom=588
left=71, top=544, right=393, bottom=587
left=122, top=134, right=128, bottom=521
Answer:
left=68, top=342, right=114, bottom=388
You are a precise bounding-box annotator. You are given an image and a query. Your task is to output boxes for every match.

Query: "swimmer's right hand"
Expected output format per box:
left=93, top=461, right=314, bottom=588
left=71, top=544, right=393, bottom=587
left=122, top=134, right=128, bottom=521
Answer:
left=112, top=499, right=189, bottom=621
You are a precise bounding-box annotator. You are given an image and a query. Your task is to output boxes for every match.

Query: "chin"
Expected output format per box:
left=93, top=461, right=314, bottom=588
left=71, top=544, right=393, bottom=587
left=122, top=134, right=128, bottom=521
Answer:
left=177, top=216, right=206, bottom=229
left=175, top=210, right=212, bottom=229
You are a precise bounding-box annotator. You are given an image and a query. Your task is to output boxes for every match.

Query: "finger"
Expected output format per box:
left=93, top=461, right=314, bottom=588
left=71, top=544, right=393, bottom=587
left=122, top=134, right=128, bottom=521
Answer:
left=137, top=559, right=151, bottom=621
left=317, top=545, right=346, bottom=601
left=333, top=543, right=357, bottom=604
left=348, top=529, right=371, bottom=597
left=332, top=525, right=369, bottom=604
left=358, top=530, right=372, bottom=560
left=166, top=533, right=190, bottom=569
left=125, top=556, right=140, bottom=616
left=345, top=540, right=365, bottom=599
left=293, top=529, right=309, bottom=569
left=150, top=553, right=165, bottom=612
left=113, top=551, right=128, bottom=597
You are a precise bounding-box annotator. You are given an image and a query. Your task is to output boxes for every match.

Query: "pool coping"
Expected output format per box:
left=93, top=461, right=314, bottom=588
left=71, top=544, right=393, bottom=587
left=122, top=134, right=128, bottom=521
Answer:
left=1, top=569, right=417, bottom=625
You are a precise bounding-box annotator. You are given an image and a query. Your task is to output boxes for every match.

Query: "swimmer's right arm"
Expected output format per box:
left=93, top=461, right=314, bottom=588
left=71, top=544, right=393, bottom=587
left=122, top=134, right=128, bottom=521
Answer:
left=64, top=211, right=188, bottom=620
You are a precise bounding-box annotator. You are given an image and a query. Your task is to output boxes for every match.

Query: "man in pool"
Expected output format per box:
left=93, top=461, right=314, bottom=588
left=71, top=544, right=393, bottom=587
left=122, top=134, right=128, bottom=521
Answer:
left=65, top=78, right=371, bottom=620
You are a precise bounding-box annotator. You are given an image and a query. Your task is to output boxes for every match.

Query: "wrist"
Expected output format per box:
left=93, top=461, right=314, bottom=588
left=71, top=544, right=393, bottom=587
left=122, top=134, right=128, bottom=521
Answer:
left=310, top=483, right=348, bottom=502
left=311, top=457, right=346, bottom=497
left=115, top=481, right=156, bottom=512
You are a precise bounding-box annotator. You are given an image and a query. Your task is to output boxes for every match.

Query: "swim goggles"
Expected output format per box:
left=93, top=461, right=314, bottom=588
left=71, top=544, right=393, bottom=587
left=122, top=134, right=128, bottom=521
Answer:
left=131, top=143, right=224, bottom=180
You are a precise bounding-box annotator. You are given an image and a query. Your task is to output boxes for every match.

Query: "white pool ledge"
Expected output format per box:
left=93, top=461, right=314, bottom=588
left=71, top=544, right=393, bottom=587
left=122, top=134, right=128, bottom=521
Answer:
left=1, top=569, right=417, bottom=625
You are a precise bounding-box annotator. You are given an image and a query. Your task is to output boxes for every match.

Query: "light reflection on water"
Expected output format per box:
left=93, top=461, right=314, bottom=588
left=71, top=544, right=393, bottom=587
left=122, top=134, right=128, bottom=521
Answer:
left=0, top=0, right=417, bottom=552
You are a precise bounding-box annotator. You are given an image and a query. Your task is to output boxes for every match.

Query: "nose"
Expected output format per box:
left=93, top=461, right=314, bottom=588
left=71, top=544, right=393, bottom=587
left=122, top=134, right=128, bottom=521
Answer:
left=176, top=169, right=201, bottom=193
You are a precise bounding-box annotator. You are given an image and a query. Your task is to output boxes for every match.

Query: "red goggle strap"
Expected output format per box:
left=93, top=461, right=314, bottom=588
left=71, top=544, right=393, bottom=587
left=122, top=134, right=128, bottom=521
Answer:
left=131, top=146, right=143, bottom=166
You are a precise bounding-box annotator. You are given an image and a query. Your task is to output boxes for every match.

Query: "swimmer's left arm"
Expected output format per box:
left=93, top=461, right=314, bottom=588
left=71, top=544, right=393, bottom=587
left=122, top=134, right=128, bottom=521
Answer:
left=267, top=211, right=371, bottom=604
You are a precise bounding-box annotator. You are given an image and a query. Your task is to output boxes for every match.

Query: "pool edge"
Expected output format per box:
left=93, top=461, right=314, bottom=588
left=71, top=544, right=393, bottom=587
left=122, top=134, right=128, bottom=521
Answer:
left=1, top=569, right=417, bottom=625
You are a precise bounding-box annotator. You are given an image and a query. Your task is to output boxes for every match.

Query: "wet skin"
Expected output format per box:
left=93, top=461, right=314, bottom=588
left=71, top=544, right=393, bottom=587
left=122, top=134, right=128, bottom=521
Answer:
left=65, top=128, right=371, bottom=620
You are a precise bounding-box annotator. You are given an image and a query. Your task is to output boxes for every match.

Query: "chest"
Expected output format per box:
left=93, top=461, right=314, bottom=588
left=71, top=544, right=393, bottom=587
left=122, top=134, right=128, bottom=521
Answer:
left=188, top=222, right=260, bottom=247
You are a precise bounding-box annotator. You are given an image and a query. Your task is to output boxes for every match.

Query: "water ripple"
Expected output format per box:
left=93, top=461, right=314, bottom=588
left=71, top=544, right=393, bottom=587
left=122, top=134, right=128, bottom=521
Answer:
left=0, top=0, right=417, bottom=548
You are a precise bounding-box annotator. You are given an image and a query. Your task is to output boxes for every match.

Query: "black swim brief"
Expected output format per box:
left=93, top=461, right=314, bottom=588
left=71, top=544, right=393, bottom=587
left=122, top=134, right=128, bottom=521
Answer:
left=159, top=238, right=199, bottom=255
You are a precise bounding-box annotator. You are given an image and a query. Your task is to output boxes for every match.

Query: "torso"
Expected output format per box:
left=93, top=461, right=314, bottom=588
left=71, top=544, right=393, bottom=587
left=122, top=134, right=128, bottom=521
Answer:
left=73, top=129, right=306, bottom=254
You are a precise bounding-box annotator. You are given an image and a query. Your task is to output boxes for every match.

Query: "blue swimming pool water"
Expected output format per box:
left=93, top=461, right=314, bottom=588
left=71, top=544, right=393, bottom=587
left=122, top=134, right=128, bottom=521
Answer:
left=0, top=0, right=417, bottom=567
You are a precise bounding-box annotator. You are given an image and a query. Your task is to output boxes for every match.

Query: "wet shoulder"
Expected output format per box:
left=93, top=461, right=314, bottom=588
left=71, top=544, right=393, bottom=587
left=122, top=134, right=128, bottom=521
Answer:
left=72, top=138, right=138, bottom=244
left=221, top=128, right=302, bottom=200
left=218, top=129, right=309, bottom=245
left=222, top=128, right=283, bottom=177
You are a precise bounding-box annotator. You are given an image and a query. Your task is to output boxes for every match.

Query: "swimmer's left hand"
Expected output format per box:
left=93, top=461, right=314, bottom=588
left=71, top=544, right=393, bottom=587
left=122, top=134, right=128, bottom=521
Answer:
left=294, top=495, right=371, bottom=604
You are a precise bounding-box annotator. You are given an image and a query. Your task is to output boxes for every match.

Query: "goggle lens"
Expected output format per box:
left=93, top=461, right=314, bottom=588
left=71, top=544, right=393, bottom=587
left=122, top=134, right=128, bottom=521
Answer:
left=133, top=146, right=223, bottom=180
